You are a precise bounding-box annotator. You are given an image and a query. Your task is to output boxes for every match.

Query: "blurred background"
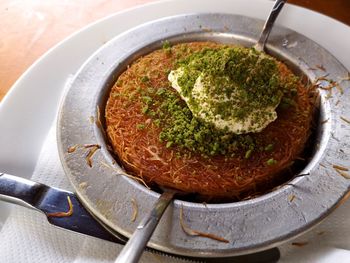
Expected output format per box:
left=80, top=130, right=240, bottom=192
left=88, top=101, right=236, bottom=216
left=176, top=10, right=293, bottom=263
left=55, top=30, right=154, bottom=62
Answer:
left=0, top=0, right=349, bottom=101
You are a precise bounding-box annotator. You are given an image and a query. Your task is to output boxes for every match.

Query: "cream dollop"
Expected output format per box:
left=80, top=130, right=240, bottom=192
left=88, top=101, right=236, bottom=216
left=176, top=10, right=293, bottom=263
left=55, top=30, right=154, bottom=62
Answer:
left=168, top=68, right=278, bottom=134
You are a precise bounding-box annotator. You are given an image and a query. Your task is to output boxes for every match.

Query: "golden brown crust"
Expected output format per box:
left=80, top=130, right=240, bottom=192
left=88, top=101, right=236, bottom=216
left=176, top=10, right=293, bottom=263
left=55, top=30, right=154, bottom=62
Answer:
left=105, top=42, right=313, bottom=200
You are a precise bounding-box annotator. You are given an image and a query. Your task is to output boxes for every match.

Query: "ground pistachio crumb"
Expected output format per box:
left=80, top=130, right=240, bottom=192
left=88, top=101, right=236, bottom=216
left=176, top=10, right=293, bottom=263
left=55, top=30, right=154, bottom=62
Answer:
left=168, top=46, right=294, bottom=134
left=125, top=44, right=299, bottom=157
left=136, top=123, right=145, bottom=130
left=267, top=158, right=278, bottom=165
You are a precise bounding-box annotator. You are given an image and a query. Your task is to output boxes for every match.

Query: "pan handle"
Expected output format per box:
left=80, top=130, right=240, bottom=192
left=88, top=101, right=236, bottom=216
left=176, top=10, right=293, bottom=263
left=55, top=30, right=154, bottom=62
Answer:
left=0, top=173, right=47, bottom=210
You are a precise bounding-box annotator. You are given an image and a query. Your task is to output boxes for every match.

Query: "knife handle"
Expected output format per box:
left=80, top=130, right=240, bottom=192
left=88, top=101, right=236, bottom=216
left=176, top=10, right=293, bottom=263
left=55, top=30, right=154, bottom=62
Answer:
left=0, top=173, right=47, bottom=210
left=0, top=173, right=127, bottom=244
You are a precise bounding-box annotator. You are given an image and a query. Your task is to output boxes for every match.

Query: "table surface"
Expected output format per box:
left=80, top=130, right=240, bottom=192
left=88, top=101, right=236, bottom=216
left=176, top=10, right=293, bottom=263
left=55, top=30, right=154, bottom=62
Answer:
left=1, top=0, right=349, bottom=101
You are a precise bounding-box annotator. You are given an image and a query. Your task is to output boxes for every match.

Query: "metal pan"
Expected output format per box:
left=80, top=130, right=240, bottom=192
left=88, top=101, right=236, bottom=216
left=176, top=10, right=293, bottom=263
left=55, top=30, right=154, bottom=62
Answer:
left=57, top=13, right=350, bottom=257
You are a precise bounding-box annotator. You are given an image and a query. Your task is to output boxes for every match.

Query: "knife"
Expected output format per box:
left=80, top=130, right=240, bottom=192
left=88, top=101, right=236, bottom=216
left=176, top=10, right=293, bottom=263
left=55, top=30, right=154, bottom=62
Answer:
left=0, top=173, right=126, bottom=243
left=0, top=173, right=280, bottom=263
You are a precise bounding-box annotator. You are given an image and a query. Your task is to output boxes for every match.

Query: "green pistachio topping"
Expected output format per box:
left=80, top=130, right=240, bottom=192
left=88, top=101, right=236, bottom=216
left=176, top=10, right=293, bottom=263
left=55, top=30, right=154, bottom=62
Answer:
left=267, top=158, right=278, bottom=165
left=128, top=43, right=300, bottom=157
left=141, top=87, right=256, bottom=156
left=136, top=124, right=145, bottom=130
left=168, top=47, right=289, bottom=134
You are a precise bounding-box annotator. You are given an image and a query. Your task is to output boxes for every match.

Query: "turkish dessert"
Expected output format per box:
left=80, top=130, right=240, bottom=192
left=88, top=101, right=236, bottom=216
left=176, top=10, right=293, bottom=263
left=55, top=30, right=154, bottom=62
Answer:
left=105, top=42, right=314, bottom=201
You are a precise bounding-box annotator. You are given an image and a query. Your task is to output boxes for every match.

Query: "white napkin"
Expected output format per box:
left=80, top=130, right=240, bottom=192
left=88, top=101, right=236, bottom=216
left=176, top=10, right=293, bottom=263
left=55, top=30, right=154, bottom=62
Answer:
left=0, top=125, right=183, bottom=263
left=279, top=200, right=350, bottom=262
left=1, top=123, right=350, bottom=262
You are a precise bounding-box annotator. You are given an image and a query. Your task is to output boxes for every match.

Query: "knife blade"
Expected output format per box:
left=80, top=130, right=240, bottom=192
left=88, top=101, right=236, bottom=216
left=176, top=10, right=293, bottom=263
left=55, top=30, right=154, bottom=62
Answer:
left=0, top=173, right=126, bottom=243
left=0, top=173, right=204, bottom=262
left=0, top=173, right=280, bottom=263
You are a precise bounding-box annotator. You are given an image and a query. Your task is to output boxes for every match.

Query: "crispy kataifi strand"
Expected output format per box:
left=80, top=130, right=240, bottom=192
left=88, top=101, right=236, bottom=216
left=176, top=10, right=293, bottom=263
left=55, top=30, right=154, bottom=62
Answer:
left=105, top=42, right=314, bottom=200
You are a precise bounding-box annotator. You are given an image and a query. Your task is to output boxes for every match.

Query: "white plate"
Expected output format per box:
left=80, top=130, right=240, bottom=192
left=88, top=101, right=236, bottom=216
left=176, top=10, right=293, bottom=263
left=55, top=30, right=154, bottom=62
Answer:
left=0, top=0, right=349, bottom=244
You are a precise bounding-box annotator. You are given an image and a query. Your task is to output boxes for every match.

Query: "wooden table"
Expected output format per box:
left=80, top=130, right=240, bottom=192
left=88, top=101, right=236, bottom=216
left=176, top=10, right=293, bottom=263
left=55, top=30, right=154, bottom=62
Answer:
left=1, top=0, right=349, bottom=101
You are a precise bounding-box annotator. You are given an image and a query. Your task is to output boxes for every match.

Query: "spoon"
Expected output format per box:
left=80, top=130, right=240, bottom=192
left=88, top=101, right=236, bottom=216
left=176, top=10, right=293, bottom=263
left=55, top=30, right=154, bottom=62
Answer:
left=115, top=1, right=288, bottom=262
left=255, top=0, right=288, bottom=52
left=114, top=188, right=178, bottom=263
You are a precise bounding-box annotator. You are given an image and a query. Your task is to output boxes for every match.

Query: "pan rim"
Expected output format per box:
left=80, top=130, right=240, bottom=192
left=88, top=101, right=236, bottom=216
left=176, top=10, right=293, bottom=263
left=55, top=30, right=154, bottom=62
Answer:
left=57, top=13, right=350, bottom=257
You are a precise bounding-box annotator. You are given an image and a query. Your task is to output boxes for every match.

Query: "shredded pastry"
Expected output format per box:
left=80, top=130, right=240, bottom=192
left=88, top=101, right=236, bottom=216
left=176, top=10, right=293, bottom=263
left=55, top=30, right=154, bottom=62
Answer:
left=105, top=42, right=314, bottom=201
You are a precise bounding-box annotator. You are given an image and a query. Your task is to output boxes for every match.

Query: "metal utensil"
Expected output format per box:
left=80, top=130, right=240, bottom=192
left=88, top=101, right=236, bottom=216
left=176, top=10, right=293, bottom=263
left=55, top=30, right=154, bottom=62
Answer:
left=0, top=172, right=282, bottom=262
left=255, top=0, right=287, bottom=52
left=115, top=189, right=177, bottom=263
left=58, top=12, right=349, bottom=258
left=0, top=173, right=126, bottom=243
left=115, top=2, right=289, bottom=262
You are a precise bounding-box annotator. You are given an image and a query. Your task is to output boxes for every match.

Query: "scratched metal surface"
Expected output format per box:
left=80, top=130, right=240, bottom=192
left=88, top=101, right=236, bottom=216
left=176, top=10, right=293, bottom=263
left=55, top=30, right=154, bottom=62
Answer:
left=57, top=13, right=350, bottom=257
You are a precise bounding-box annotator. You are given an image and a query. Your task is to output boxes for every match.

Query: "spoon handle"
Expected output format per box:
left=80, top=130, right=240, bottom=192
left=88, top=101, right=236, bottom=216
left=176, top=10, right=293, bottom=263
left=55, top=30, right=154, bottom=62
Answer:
left=255, top=0, right=287, bottom=52
left=114, top=190, right=175, bottom=263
